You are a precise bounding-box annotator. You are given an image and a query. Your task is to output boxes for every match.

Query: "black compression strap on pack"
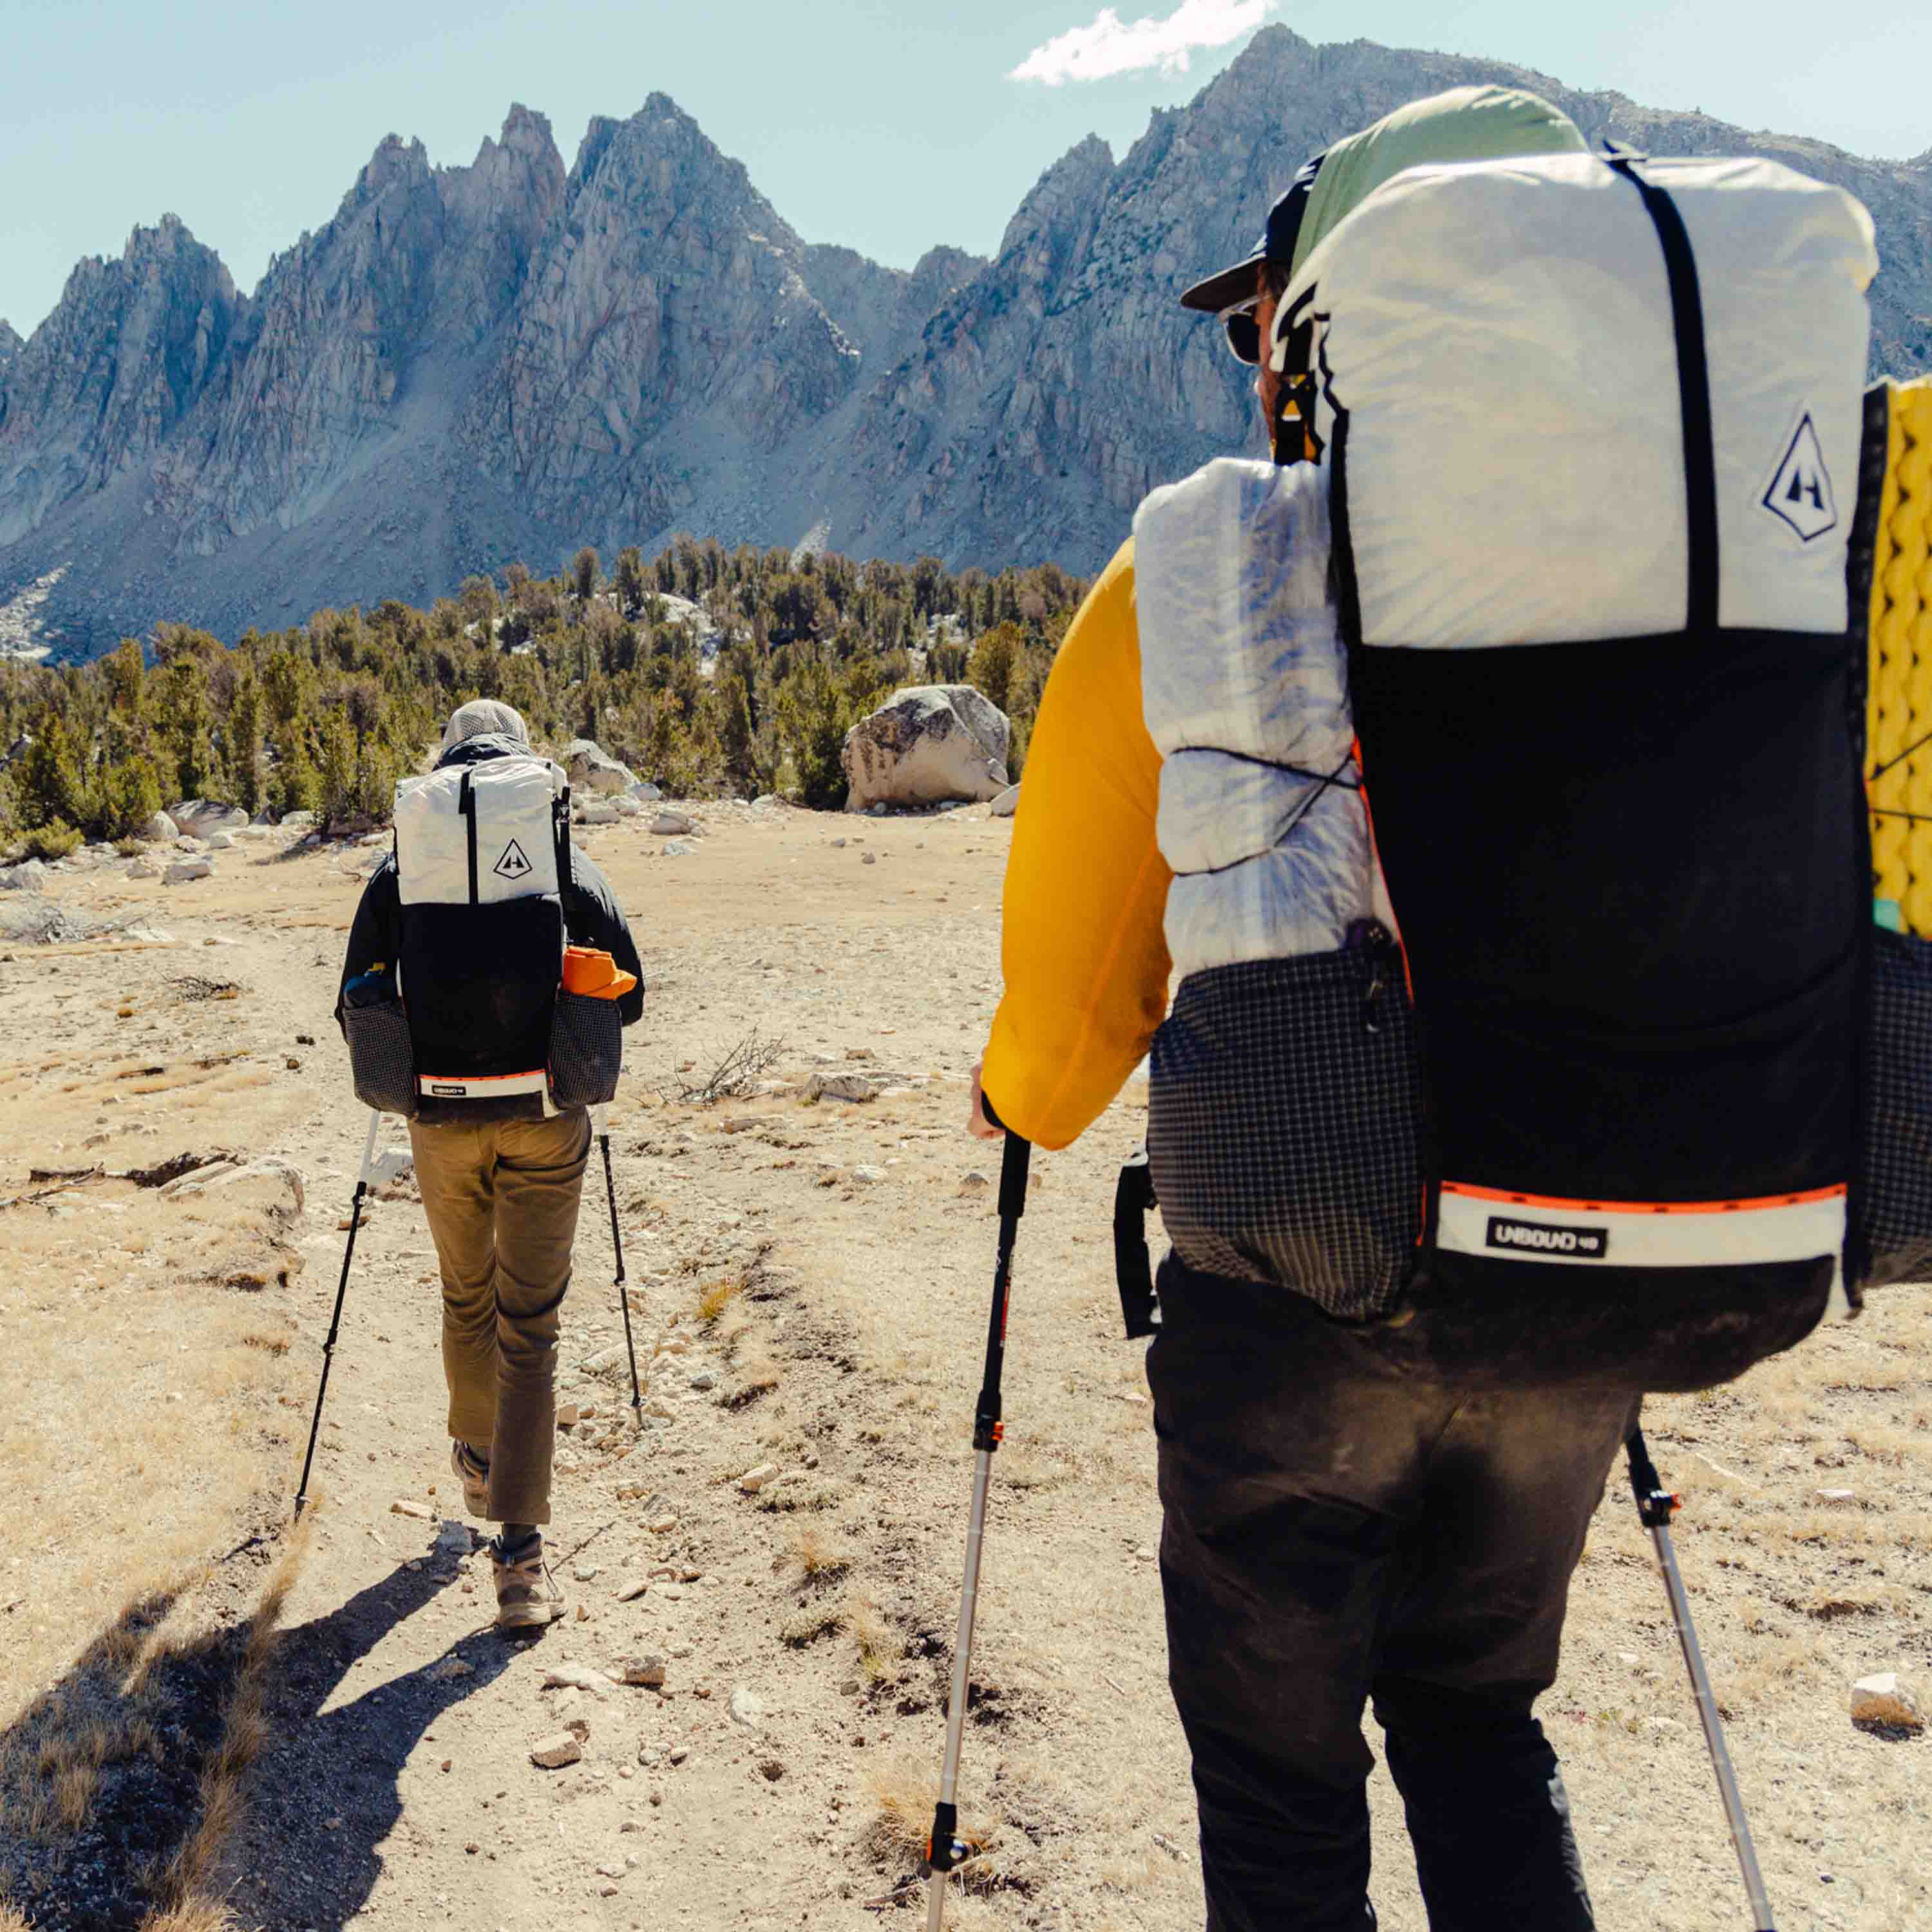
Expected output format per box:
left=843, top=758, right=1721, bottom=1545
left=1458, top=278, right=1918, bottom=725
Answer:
left=555, top=784, right=574, bottom=892
left=1608, top=156, right=1718, bottom=633
left=459, top=770, right=479, bottom=904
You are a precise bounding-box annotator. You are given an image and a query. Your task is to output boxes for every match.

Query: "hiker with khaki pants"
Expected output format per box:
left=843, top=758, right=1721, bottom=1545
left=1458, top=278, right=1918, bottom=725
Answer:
left=338, top=700, right=643, bottom=1629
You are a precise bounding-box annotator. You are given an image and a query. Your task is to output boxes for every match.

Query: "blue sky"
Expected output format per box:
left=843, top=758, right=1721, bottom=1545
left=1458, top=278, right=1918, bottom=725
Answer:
left=2, top=0, right=1927, bottom=336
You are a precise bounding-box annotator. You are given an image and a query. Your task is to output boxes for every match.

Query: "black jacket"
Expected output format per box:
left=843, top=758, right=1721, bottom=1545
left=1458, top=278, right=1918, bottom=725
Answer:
left=336, top=738, right=645, bottom=1032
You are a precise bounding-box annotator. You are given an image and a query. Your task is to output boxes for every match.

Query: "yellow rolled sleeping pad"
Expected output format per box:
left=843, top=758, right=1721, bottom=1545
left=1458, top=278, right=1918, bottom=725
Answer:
left=1868, top=376, right=1932, bottom=938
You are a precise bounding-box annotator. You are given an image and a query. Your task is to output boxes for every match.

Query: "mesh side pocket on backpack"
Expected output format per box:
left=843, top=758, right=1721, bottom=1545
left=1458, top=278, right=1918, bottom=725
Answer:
left=343, top=997, right=419, bottom=1119
left=1147, top=940, right=1422, bottom=1319
left=1859, top=927, right=1932, bottom=1289
left=549, top=991, right=622, bottom=1110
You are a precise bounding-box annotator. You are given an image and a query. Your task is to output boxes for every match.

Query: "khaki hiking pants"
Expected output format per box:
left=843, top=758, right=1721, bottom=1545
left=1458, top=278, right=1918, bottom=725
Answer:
left=409, top=1110, right=591, bottom=1526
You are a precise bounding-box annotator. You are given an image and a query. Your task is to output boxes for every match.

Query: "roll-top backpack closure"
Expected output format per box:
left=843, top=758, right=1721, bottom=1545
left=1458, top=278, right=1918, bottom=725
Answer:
left=395, top=755, right=569, bottom=906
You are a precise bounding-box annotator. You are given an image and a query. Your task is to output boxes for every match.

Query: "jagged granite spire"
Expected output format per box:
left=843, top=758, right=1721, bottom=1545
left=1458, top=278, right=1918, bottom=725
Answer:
left=0, top=214, right=242, bottom=548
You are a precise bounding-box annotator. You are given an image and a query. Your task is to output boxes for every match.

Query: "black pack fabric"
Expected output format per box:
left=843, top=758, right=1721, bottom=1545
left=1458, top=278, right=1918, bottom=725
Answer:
left=400, top=895, right=564, bottom=1123
left=1349, top=626, right=1864, bottom=1211
left=1148, top=934, right=1422, bottom=1318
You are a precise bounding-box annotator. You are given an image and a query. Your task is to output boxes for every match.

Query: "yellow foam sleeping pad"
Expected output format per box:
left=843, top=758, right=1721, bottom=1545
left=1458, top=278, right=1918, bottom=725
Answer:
left=1869, top=376, right=1932, bottom=938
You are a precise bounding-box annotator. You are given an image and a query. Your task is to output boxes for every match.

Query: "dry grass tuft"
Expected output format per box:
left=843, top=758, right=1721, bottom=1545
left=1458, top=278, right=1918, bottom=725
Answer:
left=787, top=1523, right=850, bottom=1582
left=865, top=1750, right=942, bottom=1861
left=849, top=1596, right=900, bottom=1683
left=781, top=1604, right=846, bottom=1647
left=864, top=1752, right=999, bottom=1894
left=697, top=1275, right=745, bottom=1325
left=53, top=1759, right=98, bottom=1831
left=138, top=1900, right=243, bottom=1932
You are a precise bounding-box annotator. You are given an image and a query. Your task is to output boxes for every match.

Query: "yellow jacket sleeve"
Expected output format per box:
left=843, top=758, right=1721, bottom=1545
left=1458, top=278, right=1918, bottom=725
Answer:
left=981, top=539, right=1171, bottom=1150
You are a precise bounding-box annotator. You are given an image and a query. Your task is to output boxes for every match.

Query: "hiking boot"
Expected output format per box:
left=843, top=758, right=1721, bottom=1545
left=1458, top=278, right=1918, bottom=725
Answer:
left=451, top=1440, right=491, bottom=1518
left=491, top=1532, right=564, bottom=1631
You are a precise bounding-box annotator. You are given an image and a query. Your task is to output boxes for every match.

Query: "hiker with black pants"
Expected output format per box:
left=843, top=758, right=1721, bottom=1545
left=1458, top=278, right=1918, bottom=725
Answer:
left=970, top=86, right=1878, bottom=1929
left=337, top=701, right=644, bottom=1629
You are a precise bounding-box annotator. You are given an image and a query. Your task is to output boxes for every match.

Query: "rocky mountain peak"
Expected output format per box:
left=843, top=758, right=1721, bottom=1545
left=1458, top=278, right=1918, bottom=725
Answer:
left=466, top=85, right=862, bottom=552
left=354, top=132, right=433, bottom=203
left=998, top=134, right=1115, bottom=266
left=497, top=102, right=556, bottom=163
left=0, top=319, right=20, bottom=370
left=0, top=213, right=242, bottom=548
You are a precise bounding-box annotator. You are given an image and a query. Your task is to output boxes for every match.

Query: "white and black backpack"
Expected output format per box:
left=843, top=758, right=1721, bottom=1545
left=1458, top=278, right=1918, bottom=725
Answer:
left=343, top=753, right=621, bottom=1119
left=1133, top=149, right=1918, bottom=1381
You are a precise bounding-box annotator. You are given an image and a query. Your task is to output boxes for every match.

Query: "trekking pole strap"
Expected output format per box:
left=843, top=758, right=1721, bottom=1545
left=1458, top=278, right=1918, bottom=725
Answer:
left=1625, top=1425, right=1680, bottom=1528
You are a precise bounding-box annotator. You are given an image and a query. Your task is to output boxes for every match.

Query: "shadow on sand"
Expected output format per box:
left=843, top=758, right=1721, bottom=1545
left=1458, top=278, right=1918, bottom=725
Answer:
left=208, top=1541, right=524, bottom=1931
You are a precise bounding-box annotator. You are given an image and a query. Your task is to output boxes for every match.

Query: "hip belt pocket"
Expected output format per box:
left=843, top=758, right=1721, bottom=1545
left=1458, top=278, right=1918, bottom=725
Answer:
left=1148, top=936, right=1422, bottom=1318
left=344, top=996, right=419, bottom=1119
left=548, top=990, right=622, bottom=1111
left=1859, top=927, right=1932, bottom=1289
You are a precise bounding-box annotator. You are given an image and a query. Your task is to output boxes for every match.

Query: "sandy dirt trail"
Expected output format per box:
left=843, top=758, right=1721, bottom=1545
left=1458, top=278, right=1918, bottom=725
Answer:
left=1, top=802, right=1927, bottom=1932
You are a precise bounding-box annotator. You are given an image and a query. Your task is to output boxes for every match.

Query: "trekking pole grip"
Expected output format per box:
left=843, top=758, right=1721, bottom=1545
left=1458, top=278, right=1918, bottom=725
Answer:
left=998, top=1129, right=1031, bottom=1222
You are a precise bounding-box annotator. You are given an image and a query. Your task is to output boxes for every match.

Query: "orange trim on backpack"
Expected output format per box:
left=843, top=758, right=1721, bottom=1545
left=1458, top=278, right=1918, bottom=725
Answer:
left=1439, top=1180, right=1848, bottom=1216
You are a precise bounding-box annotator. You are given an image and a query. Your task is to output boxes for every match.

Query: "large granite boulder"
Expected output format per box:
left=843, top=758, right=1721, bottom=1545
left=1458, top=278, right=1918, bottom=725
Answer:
left=566, top=739, right=638, bottom=795
left=167, top=799, right=249, bottom=840
left=841, top=686, right=1010, bottom=812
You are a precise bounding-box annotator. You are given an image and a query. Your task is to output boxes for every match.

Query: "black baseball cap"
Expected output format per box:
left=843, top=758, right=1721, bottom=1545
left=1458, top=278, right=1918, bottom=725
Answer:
left=1179, top=151, right=1325, bottom=363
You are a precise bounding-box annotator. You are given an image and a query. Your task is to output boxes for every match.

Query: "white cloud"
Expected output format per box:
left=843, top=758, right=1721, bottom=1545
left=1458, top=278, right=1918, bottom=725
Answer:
left=1009, top=0, right=1280, bottom=87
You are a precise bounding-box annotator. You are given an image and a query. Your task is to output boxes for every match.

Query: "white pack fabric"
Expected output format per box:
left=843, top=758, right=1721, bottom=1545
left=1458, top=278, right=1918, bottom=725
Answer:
left=1286, top=151, right=1877, bottom=647
left=1133, top=458, right=1383, bottom=978
left=393, top=756, right=567, bottom=907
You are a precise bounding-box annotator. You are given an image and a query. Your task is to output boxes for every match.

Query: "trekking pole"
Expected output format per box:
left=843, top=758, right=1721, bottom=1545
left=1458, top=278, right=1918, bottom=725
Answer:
left=924, top=1130, right=1030, bottom=1931
left=294, top=1110, right=381, bottom=1518
left=593, top=1104, right=642, bottom=1415
left=1626, top=1424, right=1777, bottom=1931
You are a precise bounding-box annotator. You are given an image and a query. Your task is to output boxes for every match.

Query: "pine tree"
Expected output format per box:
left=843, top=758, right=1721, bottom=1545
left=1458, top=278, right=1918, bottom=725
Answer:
left=102, top=754, right=164, bottom=837
left=775, top=650, right=849, bottom=810
left=316, top=708, right=357, bottom=827
left=14, top=710, right=85, bottom=829
left=227, top=673, right=263, bottom=815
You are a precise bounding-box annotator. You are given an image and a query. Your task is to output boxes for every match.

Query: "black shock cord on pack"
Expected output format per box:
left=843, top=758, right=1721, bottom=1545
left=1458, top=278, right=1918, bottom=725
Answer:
left=1869, top=726, right=1932, bottom=781
left=1162, top=748, right=1363, bottom=882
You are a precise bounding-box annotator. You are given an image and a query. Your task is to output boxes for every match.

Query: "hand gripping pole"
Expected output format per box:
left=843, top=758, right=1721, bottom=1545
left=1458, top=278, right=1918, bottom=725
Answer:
left=925, top=1132, right=1030, bottom=1931
left=294, top=1110, right=381, bottom=1517
left=594, top=1105, right=643, bottom=1414
left=1627, top=1425, right=1777, bottom=1931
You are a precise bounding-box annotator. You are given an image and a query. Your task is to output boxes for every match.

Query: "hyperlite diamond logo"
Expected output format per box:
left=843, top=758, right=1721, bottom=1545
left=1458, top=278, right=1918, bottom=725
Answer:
left=1486, top=1215, right=1609, bottom=1259
left=493, top=838, right=533, bottom=882
left=1760, top=412, right=1837, bottom=543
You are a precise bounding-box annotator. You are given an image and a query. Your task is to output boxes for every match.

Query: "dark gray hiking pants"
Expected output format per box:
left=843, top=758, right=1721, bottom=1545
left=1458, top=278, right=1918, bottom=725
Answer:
left=1146, top=1256, right=1640, bottom=1931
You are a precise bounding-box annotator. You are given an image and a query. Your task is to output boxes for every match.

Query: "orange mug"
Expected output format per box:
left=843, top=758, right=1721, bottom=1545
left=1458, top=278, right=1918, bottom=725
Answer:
left=562, top=945, right=638, bottom=999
